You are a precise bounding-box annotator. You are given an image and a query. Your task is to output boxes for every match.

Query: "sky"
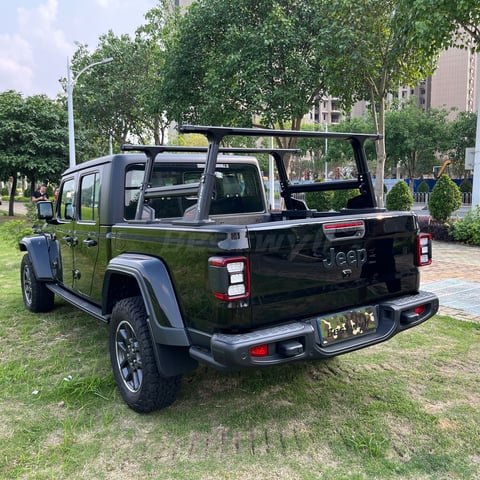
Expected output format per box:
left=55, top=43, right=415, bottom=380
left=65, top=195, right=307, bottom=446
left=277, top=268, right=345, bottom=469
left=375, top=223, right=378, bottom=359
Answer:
left=0, top=0, right=158, bottom=98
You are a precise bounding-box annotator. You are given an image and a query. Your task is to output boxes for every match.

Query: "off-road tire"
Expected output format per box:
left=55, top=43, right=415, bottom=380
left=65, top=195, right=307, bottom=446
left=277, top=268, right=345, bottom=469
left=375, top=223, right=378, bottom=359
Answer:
left=20, top=253, right=54, bottom=312
left=109, top=296, right=181, bottom=413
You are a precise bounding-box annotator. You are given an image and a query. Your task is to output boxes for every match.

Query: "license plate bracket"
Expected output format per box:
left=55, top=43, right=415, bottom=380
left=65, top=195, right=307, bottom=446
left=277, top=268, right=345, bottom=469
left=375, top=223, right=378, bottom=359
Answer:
left=317, top=306, right=377, bottom=346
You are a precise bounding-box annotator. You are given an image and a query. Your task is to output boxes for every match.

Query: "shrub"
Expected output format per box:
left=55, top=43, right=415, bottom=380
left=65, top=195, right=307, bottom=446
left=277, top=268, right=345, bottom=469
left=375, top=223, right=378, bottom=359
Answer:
left=305, top=180, right=333, bottom=211
left=331, top=189, right=359, bottom=210
left=25, top=201, right=38, bottom=224
left=418, top=216, right=455, bottom=241
left=0, top=220, right=34, bottom=249
left=459, top=178, right=472, bottom=193
left=386, top=181, right=413, bottom=211
left=305, top=186, right=359, bottom=211
left=417, top=180, right=429, bottom=193
left=428, top=175, right=462, bottom=222
left=449, top=206, right=480, bottom=245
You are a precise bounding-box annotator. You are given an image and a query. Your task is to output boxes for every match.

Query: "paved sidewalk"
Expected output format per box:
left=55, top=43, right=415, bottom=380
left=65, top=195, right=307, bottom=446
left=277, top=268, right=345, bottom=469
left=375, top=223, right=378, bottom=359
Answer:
left=421, top=241, right=480, bottom=322
left=0, top=201, right=28, bottom=215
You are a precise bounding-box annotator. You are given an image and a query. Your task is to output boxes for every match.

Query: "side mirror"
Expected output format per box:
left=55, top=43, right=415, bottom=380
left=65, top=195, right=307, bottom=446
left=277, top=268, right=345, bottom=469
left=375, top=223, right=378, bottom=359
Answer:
left=37, top=201, right=54, bottom=221
left=65, top=203, right=73, bottom=219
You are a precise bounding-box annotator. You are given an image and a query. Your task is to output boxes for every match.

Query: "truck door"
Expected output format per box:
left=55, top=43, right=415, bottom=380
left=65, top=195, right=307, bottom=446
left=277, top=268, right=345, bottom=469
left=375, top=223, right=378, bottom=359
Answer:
left=55, top=178, right=76, bottom=289
left=73, top=171, right=101, bottom=297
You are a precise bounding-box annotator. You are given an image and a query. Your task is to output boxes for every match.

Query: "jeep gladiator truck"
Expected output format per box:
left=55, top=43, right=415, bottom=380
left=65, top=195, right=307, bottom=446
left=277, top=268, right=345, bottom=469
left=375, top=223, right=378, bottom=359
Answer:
left=20, top=125, right=438, bottom=413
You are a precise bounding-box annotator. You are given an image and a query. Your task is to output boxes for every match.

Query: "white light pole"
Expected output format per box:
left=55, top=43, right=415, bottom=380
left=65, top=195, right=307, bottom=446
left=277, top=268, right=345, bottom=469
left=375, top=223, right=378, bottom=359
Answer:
left=472, top=68, right=480, bottom=208
left=268, top=136, right=275, bottom=210
left=324, top=123, right=328, bottom=180
left=67, top=57, right=113, bottom=169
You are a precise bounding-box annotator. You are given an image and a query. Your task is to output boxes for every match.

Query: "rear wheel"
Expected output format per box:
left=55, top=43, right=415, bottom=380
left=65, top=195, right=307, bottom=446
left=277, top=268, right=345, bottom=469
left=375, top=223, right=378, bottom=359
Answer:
left=109, top=296, right=181, bottom=413
left=20, top=253, right=54, bottom=312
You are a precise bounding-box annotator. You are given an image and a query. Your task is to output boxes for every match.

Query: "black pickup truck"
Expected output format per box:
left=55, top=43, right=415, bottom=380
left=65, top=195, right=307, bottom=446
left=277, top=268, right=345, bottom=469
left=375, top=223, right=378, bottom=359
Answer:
left=20, top=125, right=438, bottom=413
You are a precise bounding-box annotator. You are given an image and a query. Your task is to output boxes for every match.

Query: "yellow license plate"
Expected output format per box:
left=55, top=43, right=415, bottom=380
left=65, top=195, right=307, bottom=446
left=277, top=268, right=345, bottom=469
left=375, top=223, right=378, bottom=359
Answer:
left=318, top=306, right=377, bottom=346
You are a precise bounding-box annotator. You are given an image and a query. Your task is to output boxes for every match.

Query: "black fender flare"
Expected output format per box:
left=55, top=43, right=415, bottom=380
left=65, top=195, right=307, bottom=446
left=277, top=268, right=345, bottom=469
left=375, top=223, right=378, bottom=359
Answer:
left=104, top=253, right=190, bottom=348
left=19, top=235, right=59, bottom=281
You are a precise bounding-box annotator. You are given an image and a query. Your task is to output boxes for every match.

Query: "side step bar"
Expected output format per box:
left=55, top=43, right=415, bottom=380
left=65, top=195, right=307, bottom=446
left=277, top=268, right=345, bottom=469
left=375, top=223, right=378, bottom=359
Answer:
left=46, top=283, right=108, bottom=323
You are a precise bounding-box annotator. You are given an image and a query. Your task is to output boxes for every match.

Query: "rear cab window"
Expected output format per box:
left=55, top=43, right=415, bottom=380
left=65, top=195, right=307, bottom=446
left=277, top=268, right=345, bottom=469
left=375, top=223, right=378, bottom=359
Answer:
left=124, top=161, right=264, bottom=220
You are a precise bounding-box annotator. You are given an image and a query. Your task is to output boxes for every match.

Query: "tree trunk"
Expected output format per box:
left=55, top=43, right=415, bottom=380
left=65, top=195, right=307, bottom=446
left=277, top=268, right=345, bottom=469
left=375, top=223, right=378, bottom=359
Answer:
left=153, top=115, right=163, bottom=145
left=374, top=96, right=386, bottom=208
left=29, top=176, right=36, bottom=198
left=8, top=173, right=18, bottom=217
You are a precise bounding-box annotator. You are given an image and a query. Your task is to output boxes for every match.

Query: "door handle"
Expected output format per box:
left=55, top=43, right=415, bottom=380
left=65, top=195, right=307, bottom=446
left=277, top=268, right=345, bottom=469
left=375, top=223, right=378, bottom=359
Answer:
left=83, top=239, right=97, bottom=247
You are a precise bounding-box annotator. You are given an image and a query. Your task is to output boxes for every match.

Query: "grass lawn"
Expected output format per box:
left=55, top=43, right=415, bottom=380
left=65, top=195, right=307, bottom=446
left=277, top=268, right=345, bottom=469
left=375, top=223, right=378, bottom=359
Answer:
left=1, top=221, right=479, bottom=479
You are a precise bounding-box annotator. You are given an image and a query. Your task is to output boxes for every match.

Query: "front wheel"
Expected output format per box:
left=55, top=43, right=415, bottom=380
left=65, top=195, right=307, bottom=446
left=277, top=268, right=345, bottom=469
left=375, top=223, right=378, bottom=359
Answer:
left=109, top=296, right=181, bottom=413
left=20, top=253, right=54, bottom=312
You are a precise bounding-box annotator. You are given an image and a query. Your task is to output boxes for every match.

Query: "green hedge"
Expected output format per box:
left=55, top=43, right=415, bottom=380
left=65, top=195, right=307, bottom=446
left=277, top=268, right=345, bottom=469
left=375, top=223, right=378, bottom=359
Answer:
left=428, top=174, right=462, bottom=222
left=386, top=181, right=413, bottom=211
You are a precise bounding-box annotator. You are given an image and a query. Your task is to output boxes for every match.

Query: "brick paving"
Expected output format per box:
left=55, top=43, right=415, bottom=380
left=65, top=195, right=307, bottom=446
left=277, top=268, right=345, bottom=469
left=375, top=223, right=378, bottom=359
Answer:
left=421, top=241, right=480, bottom=322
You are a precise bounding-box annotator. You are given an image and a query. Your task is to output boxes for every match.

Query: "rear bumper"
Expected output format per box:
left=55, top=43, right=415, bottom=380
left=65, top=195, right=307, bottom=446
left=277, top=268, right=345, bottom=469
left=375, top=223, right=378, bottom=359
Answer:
left=189, top=290, right=439, bottom=370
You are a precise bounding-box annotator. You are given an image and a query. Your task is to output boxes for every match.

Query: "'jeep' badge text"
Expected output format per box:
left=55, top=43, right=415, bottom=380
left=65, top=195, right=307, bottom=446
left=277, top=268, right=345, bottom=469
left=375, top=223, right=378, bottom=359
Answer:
left=322, top=247, right=367, bottom=269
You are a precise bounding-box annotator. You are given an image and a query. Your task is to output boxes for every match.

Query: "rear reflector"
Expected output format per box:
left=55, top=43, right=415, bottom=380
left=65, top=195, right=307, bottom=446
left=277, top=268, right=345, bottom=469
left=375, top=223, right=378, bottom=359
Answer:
left=415, top=305, right=426, bottom=315
left=250, top=344, right=269, bottom=357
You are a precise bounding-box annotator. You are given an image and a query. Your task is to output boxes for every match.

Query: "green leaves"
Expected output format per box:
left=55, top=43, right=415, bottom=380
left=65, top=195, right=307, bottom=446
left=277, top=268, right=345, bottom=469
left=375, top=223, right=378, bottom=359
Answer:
left=0, top=91, right=67, bottom=184
left=428, top=174, right=462, bottom=222
left=385, top=180, right=414, bottom=211
left=160, top=0, right=331, bottom=129
left=70, top=8, right=171, bottom=150
left=408, top=0, right=480, bottom=51
left=385, top=99, right=450, bottom=179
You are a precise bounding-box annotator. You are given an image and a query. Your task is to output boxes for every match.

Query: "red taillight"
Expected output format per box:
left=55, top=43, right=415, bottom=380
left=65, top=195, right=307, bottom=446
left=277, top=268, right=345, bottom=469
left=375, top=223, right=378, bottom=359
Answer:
left=415, top=305, right=426, bottom=315
left=416, top=233, right=432, bottom=266
left=250, top=344, right=269, bottom=357
left=209, top=256, right=250, bottom=301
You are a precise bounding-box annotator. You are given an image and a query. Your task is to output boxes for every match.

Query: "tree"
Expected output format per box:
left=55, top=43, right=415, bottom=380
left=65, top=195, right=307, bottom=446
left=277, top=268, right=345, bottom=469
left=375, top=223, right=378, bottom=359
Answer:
left=297, top=117, right=377, bottom=179
left=319, top=0, right=441, bottom=207
left=408, top=1, right=480, bottom=204
left=409, top=1, right=480, bottom=50
left=417, top=180, right=430, bottom=193
left=160, top=0, right=334, bottom=169
left=386, top=180, right=414, bottom=211
left=428, top=174, right=462, bottom=222
left=0, top=91, right=67, bottom=215
left=385, top=99, right=450, bottom=181
left=136, top=1, right=174, bottom=145
left=448, top=111, right=477, bottom=176
left=160, top=0, right=442, bottom=201
left=0, top=91, right=25, bottom=216
left=68, top=26, right=168, bottom=157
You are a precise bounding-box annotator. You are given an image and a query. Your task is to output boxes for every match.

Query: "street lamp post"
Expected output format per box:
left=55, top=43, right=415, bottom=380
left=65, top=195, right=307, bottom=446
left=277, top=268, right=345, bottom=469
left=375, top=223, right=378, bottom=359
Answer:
left=67, top=57, right=113, bottom=169
left=472, top=72, right=480, bottom=208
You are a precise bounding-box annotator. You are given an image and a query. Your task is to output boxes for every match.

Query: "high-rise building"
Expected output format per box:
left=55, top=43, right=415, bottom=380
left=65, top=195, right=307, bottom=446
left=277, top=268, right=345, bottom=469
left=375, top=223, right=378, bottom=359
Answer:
left=429, top=47, right=478, bottom=119
left=307, top=46, right=479, bottom=126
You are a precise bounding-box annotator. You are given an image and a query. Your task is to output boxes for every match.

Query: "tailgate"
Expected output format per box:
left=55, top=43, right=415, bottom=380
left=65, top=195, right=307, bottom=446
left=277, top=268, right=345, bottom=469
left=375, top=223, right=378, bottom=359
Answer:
left=247, top=212, right=419, bottom=328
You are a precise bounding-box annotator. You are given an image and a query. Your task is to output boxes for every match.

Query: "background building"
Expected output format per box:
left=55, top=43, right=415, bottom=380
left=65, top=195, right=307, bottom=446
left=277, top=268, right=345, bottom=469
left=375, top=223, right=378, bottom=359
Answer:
left=175, top=0, right=194, bottom=7
left=308, top=47, right=479, bottom=127
left=430, top=47, right=477, bottom=119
